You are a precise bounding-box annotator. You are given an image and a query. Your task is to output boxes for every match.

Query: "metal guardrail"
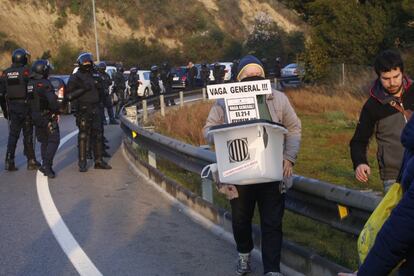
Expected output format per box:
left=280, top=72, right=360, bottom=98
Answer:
left=119, top=99, right=382, bottom=236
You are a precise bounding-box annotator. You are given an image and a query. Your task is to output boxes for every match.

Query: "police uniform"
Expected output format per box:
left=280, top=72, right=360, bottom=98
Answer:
left=113, top=67, right=126, bottom=118
left=28, top=59, right=60, bottom=178
left=160, top=63, right=175, bottom=106
left=66, top=53, right=111, bottom=172
left=150, top=66, right=161, bottom=110
left=3, top=48, right=40, bottom=171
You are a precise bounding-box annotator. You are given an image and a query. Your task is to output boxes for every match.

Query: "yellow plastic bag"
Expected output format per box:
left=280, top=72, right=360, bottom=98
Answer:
left=357, top=183, right=403, bottom=264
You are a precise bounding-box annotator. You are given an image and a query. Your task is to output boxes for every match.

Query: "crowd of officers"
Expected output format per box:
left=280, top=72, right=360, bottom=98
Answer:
left=0, top=49, right=116, bottom=178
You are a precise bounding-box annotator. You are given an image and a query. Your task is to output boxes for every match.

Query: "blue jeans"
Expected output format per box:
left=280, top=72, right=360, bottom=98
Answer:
left=230, top=182, right=284, bottom=273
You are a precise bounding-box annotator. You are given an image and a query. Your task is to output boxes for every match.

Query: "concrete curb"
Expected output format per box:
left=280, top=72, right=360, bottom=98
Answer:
left=123, top=137, right=352, bottom=276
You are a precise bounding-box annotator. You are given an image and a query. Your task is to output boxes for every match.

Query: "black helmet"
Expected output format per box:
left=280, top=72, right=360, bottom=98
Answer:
left=97, top=61, right=106, bottom=72
left=130, top=67, right=137, bottom=74
left=32, top=59, right=51, bottom=78
left=150, top=65, right=158, bottom=72
left=12, top=48, right=30, bottom=65
left=116, top=63, right=124, bottom=72
left=77, top=52, right=94, bottom=71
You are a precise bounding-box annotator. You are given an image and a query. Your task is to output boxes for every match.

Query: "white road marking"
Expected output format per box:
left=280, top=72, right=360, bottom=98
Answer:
left=36, top=129, right=103, bottom=276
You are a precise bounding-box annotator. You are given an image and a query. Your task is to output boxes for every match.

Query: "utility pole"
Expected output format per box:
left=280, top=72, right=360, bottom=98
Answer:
left=92, top=0, right=100, bottom=62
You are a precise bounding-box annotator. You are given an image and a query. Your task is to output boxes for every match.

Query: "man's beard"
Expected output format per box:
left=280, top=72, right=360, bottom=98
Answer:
left=387, top=82, right=403, bottom=95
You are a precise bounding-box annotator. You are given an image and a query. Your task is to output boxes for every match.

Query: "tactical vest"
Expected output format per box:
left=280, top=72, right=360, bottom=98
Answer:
left=27, top=79, right=53, bottom=113
left=4, top=66, right=30, bottom=100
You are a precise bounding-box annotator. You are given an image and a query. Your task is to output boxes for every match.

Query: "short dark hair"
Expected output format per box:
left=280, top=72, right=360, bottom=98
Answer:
left=374, top=49, right=404, bottom=76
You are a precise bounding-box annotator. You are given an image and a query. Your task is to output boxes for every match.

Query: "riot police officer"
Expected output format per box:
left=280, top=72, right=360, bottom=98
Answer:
left=160, top=62, right=174, bottom=106
left=213, top=62, right=225, bottom=84
left=3, top=48, right=40, bottom=171
left=28, top=59, right=60, bottom=178
left=150, top=65, right=161, bottom=110
left=200, top=63, right=210, bottom=88
left=113, top=64, right=126, bottom=118
left=66, top=52, right=111, bottom=172
left=0, top=74, right=7, bottom=119
left=97, top=61, right=117, bottom=125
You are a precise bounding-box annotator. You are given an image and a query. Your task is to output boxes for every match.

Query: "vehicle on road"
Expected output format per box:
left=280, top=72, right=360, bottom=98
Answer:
left=171, top=66, right=187, bottom=90
left=49, top=74, right=70, bottom=114
left=281, top=63, right=304, bottom=77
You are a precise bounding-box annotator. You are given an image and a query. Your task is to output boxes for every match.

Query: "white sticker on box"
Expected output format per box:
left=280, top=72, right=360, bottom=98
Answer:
left=222, top=160, right=259, bottom=177
left=226, top=97, right=259, bottom=123
left=206, top=79, right=271, bottom=99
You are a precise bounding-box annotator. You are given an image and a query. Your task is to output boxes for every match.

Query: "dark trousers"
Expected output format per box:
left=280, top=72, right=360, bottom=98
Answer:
left=230, top=182, right=285, bottom=273
left=35, top=123, right=60, bottom=167
left=7, top=102, right=36, bottom=160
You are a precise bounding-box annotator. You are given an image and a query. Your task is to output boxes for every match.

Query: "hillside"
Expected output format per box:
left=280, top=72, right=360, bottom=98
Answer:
left=0, top=0, right=308, bottom=69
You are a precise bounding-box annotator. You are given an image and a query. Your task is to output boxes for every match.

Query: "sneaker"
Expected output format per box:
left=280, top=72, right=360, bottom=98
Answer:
left=236, top=253, right=251, bottom=275
left=264, top=272, right=283, bottom=276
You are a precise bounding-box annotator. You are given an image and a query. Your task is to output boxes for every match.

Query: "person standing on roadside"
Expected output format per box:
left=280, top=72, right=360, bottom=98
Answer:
left=187, top=61, right=198, bottom=90
left=66, top=52, right=112, bottom=172
left=113, top=64, right=126, bottom=119
left=160, top=62, right=175, bottom=106
left=28, top=59, right=60, bottom=178
left=350, top=49, right=414, bottom=193
left=3, top=48, right=40, bottom=171
left=200, top=63, right=210, bottom=88
left=204, top=55, right=301, bottom=276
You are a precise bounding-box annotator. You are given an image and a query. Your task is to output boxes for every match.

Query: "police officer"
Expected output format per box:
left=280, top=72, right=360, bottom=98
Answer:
left=66, top=52, right=111, bottom=172
left=3, top=48, right=40, bottom=171
left=97, top=62, right=117, bottom=125
left=113, top=64, right=126, bottom=119
left=28, top=59, right=60, bottom=178
left=160, top=62, right=174, bottom=106
left=0, top=73, right=8, bottom=119
left=213, top=62, right=224, bottom=84
left=92, top=63, right=110, bottom=158
left=200, top=63, right=210, bottom=88
left=150, top=65, right=161, bottom=110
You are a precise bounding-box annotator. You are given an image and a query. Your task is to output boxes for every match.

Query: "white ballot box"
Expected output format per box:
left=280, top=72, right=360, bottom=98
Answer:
left=208, top=119, right=287, bottom=185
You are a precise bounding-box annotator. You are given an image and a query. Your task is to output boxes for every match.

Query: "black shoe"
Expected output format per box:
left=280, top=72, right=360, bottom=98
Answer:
left=39, top=166, right=56, bottom=178
left=27, top=159, right=41, bottom=170
left=103, top=151, right=111, bottom=158
left=109, top=119, right=119, bottom=125
left=5, top=161, right=18, bottom=171
left=79, top=161, right=88, bottom=172
left=94, top=161, right=112, bottom=170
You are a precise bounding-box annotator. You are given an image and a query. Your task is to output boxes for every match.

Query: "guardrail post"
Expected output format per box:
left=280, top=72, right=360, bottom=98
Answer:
left=148, top=151, right=156, bottom=168
left=179, top=91, right=184, bottom=107
left=142, top=99, right=148, bottom=123
left=160, top=95, right=165, bottom=117
left=202, top=88, right=207, bottom=101
left=201, top=178, right=213, bottom=203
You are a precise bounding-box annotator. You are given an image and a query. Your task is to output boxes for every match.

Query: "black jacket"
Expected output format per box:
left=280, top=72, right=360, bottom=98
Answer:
left=67, top=70, right=100, bottom=105
left=350, top=76, right=414, bottom=180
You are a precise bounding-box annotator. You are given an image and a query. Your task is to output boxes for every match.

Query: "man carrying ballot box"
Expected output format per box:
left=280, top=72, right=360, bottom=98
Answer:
left=203, top=55, right=301, bottom=276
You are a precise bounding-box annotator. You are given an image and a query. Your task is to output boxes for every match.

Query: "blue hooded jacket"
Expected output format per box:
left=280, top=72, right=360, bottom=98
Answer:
left=358, top=115, right=414, bottom=275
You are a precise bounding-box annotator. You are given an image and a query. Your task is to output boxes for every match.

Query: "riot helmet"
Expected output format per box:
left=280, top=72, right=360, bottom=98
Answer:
left=31, top=59, right=51, bottom=78
left=12, top=48, right=31, bottom=65
left=77, top=52, right=94, bottom=72
left=97, top=61, right=106, bottom=73
left=130, top=67, right=137, bottom=74
left=151, top=65, right=158, bottom=72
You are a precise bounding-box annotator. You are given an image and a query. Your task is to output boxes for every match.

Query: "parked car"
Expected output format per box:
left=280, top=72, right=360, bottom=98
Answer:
left=171, top=66, right=187, bottom=89
left=281, top=63, right=304, bottom=77
left=49, top=74, right=70, bottom=114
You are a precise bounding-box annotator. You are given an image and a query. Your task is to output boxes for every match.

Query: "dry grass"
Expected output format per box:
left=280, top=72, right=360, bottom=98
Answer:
left=285, top=86, right=365, bottom=121
left=151, top=101, right=214, bottom=146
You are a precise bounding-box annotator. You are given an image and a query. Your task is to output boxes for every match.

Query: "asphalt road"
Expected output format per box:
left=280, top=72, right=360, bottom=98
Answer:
left=0, top=112, right=267, bottom=276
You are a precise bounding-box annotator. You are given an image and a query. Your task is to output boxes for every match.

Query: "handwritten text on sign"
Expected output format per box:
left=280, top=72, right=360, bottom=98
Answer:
left=206, top=79, right=272, bottom=99
left=226, top=97, right=259, bottom=123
